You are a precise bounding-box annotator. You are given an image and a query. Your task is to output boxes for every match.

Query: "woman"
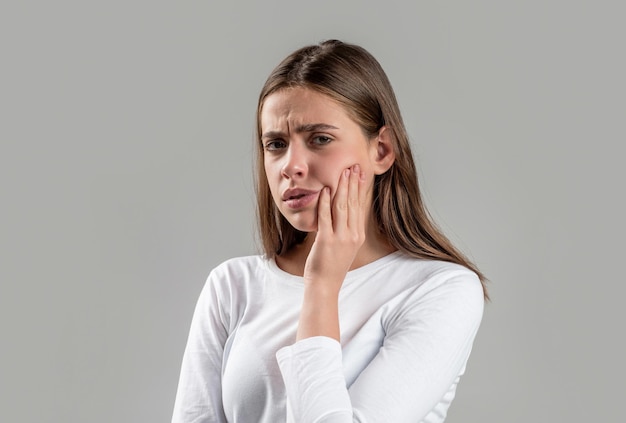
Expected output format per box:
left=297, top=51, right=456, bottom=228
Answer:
left=173, top=40, right=487, bottom=423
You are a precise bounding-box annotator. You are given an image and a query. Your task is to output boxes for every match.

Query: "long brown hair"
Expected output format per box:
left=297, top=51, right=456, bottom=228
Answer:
left=255, top=40, right=488, bottom=299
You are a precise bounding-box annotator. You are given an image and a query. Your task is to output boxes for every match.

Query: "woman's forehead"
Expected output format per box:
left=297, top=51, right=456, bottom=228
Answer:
left=260, top=88, right=350, bottom=132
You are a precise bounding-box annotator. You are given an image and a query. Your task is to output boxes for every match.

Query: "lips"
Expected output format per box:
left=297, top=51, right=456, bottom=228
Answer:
left=281, top=188, right=320, bottom=209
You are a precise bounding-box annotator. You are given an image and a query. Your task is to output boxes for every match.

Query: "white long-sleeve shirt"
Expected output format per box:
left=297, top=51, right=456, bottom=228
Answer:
left=172, top=251, right=484, bottom=423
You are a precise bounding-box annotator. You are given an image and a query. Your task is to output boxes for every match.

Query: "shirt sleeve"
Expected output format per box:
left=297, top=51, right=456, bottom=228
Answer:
left=276, top=337, right=353, bottom=422
left=276, top=270, right=484, bottom=423
left=172, top=271, right=229, bottom=423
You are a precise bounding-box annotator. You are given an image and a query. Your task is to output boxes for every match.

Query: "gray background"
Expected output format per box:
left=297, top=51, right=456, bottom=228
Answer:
left=2, top=1, right=624, bottom=422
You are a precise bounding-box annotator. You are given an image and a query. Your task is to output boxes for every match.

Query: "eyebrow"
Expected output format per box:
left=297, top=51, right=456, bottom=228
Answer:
left=261, top=123, right=339, bottom=140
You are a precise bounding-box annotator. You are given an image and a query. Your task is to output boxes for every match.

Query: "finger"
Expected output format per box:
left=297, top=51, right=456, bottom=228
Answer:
left=317, top=187, right=332, bottom=235
left=347, top=164, right=361, bottom=229
left=358, top=166, right=367, bottom=229
left=332, top=168, right=350, bottom=231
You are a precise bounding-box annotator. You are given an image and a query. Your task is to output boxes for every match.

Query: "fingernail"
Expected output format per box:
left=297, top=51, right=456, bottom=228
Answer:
left=354, top=164, right=360, bottom=173
left=344, top=169, right=350, bottom=178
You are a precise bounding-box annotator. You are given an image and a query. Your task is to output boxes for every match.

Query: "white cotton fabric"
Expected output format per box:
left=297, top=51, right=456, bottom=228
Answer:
left=172, top=251, right=484, bottom=423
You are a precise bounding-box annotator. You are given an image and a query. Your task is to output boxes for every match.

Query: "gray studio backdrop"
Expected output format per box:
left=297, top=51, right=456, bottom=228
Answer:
left=1, top=1, right=624, bottom=422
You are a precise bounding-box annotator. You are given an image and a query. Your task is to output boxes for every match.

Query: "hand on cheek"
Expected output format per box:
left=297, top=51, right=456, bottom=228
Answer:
left=303, top=164, right=367, bottom=289
left=297, top=164, right=366, bottom=341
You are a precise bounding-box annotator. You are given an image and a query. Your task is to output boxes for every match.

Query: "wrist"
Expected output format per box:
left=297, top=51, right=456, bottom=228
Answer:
left=302, top=277, right=342, bottom=298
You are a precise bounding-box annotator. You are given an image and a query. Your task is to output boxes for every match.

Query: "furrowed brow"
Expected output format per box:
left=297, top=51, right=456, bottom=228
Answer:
left=295, top=123, right=339, bottom=133
left=261, top=130, right=287, bottom=140
left=261, top=124, right=339, bottom=140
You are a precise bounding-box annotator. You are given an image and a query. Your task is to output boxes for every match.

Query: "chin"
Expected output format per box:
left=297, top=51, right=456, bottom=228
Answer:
left=284, top=213, right=318, bottom=233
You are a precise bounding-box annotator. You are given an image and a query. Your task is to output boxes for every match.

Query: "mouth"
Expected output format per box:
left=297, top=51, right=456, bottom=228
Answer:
left=282, top=188, right=319, bottom=209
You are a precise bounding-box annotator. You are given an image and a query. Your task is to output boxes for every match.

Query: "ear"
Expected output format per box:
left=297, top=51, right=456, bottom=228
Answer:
left=370, top=126, right=396, bottom=175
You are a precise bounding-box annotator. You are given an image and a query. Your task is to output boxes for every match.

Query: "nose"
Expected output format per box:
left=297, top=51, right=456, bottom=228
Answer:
left=281, top=142, right=308, bottom=179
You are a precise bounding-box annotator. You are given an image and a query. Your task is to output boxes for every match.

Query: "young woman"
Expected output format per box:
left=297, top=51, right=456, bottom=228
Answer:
left=172, top=40, right=487, bottom=423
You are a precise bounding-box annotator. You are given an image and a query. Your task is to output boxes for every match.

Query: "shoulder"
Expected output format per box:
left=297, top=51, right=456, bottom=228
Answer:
left=391, top=253, right=484, bottom=313
left=205, top=255, right=269, bottom=287
left=196, top=255, right=270, bottom=308
left=386, top=252, right=481, bottom=290
left=381, top=254, right=485, bottom=337
left=211, top=254, right=267, bottom=274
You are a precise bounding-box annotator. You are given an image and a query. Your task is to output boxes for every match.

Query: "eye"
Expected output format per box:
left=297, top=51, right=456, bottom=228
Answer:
left=264, top=139, right=287, bottom=151
left=311, top=135, right=332, bottom=146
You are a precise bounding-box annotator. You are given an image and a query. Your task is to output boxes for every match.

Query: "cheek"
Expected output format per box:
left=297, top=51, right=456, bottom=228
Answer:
left=330, top=169, right=347, bottom=192
left=317, top=152, right=370, bottom=191
left=315, top=160, right=344, bottom=188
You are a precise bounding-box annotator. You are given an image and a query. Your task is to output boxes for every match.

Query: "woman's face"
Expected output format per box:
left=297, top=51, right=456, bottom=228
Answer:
left=260, top=87, right=379, bottom=233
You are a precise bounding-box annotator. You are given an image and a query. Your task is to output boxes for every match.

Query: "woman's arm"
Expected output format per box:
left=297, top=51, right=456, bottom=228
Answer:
left=172, top=271, right=229, bottom=423
left=297, top=165, right=367, bottom=342
left=277, top=164, right=364, bottom=421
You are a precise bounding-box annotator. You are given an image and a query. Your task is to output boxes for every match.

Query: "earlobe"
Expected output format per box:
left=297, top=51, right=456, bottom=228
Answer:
left=372, top=126, right=396, bottom=175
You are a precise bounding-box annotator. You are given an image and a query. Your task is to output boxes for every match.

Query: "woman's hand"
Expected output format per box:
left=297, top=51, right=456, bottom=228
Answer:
left=304, top=164, right=368, bottom=286
left=297, top=164, right=367, bottom=341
